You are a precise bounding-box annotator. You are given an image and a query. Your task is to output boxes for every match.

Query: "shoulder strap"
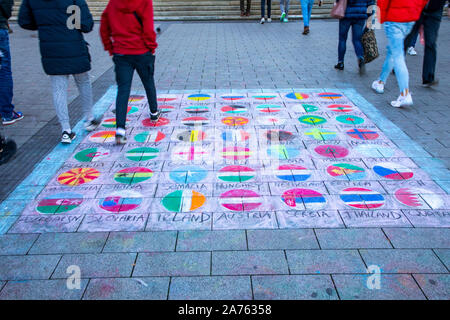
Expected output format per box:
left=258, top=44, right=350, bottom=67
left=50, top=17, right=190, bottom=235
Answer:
left=133, top=11, right=143, bottom=27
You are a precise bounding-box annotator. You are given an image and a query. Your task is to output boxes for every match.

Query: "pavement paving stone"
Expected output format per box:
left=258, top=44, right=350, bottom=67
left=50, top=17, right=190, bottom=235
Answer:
left=0, top=234, right=38, bottom=255
left=247, top=229, right=319, bottom=250
left=51, top=253, right=136, bottom=279
left=103, top=231, right=177, bottom=253
left=212, top=250, right=288, bottom=275
left=83, top=277, right=170, bottom=300
left=413, top=274, right=450, bottom=300
left=433, top=249, right=450, bottom=270
left=333, top=274, right=426, bottom=300
left=252, top=275, right=338, bottom=300
left=315, top=228, right=392, bottom=249
left=169, top=276, right=252, bottom=300
left=0, top=279, right=88, bottom=300
left=0, top=255, right=61, bottom=280
left=383, top=228, right=450, bottom=249
left=133, top=252, right=210, bottom=277
left=29, top=232, right=108, bottom=254
left=359, top=249, right=448, bottom=274
left=176, top=230, right=247, bottom=251
left=286, top=250, right=367, bottom=274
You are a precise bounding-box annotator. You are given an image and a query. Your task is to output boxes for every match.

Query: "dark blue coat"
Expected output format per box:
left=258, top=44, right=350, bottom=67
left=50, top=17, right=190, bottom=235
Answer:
left=337, top=0, right=375, bottom=19
left=18, top=0, right=94, bottom=75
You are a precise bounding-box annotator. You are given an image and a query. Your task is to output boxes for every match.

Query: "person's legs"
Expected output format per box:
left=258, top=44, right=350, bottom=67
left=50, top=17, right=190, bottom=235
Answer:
left=388, top=23, right=414, bottom=94
left=268, top=0, right=271, bottom=18
left=113, top=55, right=135, bottom=130
left=300, top=0, right=309, bottom=27
left=280, top=0, right=285, bottom=14
left=285, top=0, right=290, bottom=17
left=247, top=0, right=251, bottom=14
left=134, top=53, right=158, bottom=115
left=351, top=19, right=365, bottom=60
left=51, top=75, right=71, bottom=133
left=261, top=0, right=265, bottom=17
left=0, top=29, right=14, bottom=120
left=73, top=72, right=94, bottom=122
left=422, top=10, right=443, bottom=84
left=240, top=0, right=245, bottom=13
left=307, top=0, right=314, bottom=23
left=404, top=17, right=422, bottom=51
left=338, top=18, right=351, bottom=63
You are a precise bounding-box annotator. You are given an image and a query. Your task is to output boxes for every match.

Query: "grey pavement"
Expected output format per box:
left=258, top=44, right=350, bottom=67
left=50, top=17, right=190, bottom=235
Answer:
left=0, top=19, right=449, bottom=300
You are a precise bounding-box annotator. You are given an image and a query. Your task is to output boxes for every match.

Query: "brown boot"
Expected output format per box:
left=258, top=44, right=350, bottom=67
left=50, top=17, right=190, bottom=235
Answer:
left=302, top=26, right=310, bottom=35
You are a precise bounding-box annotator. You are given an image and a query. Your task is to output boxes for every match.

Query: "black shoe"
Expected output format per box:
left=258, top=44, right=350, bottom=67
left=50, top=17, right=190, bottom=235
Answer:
left=115, top=133, right=127, bottom=145
left=358, top=58, right=366, bottom=75
left=85, top=117, right=102, bottom=132
left=61, top=131, right=76, bottom=144
left=150, top=110, right=161, bottom=122
left=422, top=79, right=439, bottom=88
left=334, top=62, right=344, bottom=70
left=0, top=137, right=17, bottom=165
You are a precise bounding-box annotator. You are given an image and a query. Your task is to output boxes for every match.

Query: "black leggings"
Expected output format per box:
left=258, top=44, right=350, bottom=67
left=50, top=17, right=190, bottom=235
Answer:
left=261, top=0, right=271, bottom=18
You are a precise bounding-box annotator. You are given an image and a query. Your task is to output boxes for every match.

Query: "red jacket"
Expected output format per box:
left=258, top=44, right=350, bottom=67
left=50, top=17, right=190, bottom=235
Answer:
left=378, top=0, right=429, bottom=23
left=100, top=0, right=157, bottom=55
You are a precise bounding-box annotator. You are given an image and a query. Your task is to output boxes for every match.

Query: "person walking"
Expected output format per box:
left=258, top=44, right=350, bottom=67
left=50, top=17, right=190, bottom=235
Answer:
left=300, top=0, right=321, bottom=34
left=280, top=0, right=290, bottom=22
left=406, top=28, right=419, bottom=56
left=260, top=0, right=272, bottom=23
left=241, top=0, right=252, bottom=16
left=0, top=0, right=23, bottom=126
left=100, top=0, right=159, bottom=145
left=334, top=0, right=375, bottom=74
left=404, top=0, right=448, bottom=87
left=18, top=0, right=100, bottom=144
left=371, top=0, right=429, bottom=108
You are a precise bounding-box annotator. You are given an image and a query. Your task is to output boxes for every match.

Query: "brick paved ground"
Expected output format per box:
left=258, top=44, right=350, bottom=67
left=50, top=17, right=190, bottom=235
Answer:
left=0, top=19, right=449, bottom=300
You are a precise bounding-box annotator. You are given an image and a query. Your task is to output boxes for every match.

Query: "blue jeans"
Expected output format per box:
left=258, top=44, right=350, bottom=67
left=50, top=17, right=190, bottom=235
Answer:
left=338, top=18, right=365, bottom=62
left=379, top=22, right=414, bottom=93
left=300, top=0, right=314, bottom=27
left=0, top=29, right=14, bottom=119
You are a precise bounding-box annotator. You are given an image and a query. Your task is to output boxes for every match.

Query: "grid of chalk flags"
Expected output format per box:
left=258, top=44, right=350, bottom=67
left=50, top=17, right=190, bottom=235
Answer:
left=0, top=88, right=448, bottom=234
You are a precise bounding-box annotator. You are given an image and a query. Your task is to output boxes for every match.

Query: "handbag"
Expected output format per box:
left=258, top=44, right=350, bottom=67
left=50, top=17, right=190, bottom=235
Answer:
left=330, top=0, right=347, bottom=19
left=361, top=29, right=379, bottom=63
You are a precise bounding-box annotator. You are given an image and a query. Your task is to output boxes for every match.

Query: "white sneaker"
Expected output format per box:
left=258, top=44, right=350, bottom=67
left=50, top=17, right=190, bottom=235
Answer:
left=267, top=18, right=272, bottom=22
left=407, top=47, right=417, bottom=56
left=260, top=17, right=265, bottom=24
left=371, top=80, right=385, bottom=94
left=391, top=93, right=413, bottom=108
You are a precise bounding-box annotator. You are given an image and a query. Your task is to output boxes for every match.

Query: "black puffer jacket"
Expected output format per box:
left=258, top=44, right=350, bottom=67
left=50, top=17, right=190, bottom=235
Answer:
left=0, top=0, right=13, bottom=30
left=18, top=0, right=94, bottom=75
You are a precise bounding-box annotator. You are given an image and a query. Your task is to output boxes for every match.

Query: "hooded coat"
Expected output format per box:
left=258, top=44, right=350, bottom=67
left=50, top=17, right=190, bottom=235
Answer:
left=18, top=0, right=94, bottom=75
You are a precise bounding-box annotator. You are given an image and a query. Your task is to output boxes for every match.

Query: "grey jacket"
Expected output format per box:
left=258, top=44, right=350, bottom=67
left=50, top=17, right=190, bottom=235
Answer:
left=0, top=0, right=13, bottom=30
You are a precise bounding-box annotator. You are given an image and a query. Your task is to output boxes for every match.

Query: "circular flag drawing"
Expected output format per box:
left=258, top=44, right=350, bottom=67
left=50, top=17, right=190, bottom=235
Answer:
left=57, top=168, right=100, bottom=186
left=222, top=116, right=249, bottom=127
left=256, top=104, right=282, bottom=113
left=373, top=162, right=414, bottom=180
left=221, top=93, right=246, bottom=101
left=327, top=104, right=353, bottom=113
left=220, top=189, right=262, bottom=211
left=129, top=95, right=145, bottom=103
left=355, top=145, right=395, bottom=158
left=218, top=165, right=255, bottom=183
left=394, top=188, right=443, bottom=209
left=182, top=116, right=209, bottom=126
left=157, top=94, right=178, bottom=102
left=318, top=92, right=343, bottom=99
left=292, top=104, right=319, bottom=113
left=282, top=189, right=326, bottom=210
left=221, top=130, right=250, bottom=142
left=74, top=147, right=110, bottom=163
left=114, top=167, right=153, bottom=184
left=169, top=166, right=208, bottom=184
left=298, top=115, right=327, bottom=126
left=315, top=145, right=349, bottom=158
left=266, top=130, right=294, bottom=142
left=222, top=146, right=252, bottom=160
left=172, top=145, right=209, bottom=161
left=221, top=105, right=248, bottom=114
left=176, top=130, right=207, bottom=142
left=252, top=93, right=278, bottom=100
left=187, top=93, right=211, bottom=102
left=340, top=187, right=385, bottom=209
left=267, top=145, right=300, bottom=160
left=142, top=117, right=170, bottom=127
left=346, top=129, right=379, bottom=140
left=286, top=92, right=309, bottom=100
left=327, top=163, right=366, bottom=181
left=183, top=105, right=210, bottom=114
left=336, top=115, right=365, bottom=125
left=89, top=131, right=116, bottom=143
left=258, top=116, right=286, bottom=126
left=162, top=190, right=206, bottom=212
left=36, top=192, right=83, bottom=214
left=126, top=147, right=159, bottom=161
left=159, top=105, right=175, bottom=113
left=275, top=165, right=312, bottom=182
left=134, top=131, right=166, bottom=143
left=99, top=190, right=142, bottom=213
left=304, top=128, right=337, bottom=141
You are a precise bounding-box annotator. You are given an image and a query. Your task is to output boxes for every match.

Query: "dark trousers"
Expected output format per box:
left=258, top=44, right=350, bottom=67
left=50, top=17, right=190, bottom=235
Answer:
left=0, top=29, right=14, bottom=119
left=240, top=0, right=251, bottom=13
left=405, top=9, right=443, bottom=84
left=261, top=0, right=271, bottom=18
left=113, top=52, right=158, bottom=130
left=338, top=18, right=365, bottom=62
